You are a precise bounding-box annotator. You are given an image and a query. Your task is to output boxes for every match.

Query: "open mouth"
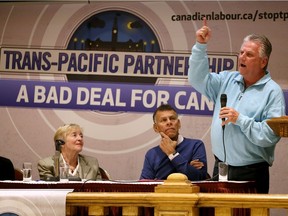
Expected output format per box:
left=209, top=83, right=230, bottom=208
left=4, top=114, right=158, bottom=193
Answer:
left=240, top=63, right=246, bottom=67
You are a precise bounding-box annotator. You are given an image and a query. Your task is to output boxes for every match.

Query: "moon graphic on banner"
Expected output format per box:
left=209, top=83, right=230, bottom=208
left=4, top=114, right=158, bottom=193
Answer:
left=127, top=21, right=133, bottom=29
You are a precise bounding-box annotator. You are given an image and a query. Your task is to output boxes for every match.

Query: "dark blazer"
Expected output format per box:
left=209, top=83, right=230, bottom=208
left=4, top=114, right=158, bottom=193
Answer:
left=37, top=154, right=102, bottom=180
left=0, top=156, right=15, bottom=180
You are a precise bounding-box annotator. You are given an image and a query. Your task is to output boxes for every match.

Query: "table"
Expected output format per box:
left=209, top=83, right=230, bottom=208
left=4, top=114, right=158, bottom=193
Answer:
left=0, top=180, right=256, bottom=216
left=0, top=179, right=256, bottom=192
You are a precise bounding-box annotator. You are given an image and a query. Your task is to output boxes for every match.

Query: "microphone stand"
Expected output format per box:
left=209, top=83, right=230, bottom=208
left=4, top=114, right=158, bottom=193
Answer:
left=44, top=140, right=64, bottom=181
left=53, top=143, right=62, bottom=181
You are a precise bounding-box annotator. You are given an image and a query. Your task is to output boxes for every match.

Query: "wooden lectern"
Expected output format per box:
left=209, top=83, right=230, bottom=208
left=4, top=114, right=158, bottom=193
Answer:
left=266, top=116, right=288, bottom=137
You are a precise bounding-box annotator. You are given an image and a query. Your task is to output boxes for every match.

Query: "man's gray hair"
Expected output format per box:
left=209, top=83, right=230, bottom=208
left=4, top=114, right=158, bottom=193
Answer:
left=243, top=34, right=272, bottom=71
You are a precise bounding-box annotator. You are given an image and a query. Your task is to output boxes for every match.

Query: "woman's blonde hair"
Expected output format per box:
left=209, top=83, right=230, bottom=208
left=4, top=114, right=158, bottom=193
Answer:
left=53, top=123, right=83, bottom=142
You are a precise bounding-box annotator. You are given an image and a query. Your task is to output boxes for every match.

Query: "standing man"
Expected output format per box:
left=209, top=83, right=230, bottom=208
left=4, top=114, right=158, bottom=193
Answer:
left=188, top=18, right=286, bottom=193
left=140, top=104, right=208, bottom=181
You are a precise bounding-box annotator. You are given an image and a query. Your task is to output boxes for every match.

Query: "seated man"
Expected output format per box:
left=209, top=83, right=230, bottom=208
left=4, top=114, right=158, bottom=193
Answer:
left=0, top=156, right=15, bottom=180
left=140, top=104, right=208, bottom=181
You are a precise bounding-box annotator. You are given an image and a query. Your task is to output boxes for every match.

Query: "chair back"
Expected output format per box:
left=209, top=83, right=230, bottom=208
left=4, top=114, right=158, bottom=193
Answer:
left=14, top=168, right=23, bottom=180
left=99, top=167, right=110, bottom=180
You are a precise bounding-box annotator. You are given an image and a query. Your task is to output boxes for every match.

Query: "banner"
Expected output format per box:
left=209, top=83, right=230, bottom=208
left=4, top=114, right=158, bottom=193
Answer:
left=0, top=48, right=237, bottom=77
left=1, top=79, right=287, bottom=115
left=0, top=79, right=214, bottom=115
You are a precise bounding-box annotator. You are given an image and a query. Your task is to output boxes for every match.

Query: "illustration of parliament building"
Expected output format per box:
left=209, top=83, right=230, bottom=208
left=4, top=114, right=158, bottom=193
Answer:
left=84, top=16, right=146, bottom=52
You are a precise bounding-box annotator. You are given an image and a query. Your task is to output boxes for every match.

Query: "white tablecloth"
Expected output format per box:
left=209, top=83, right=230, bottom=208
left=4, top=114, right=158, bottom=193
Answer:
left=0, top=189, right=73, bottom=216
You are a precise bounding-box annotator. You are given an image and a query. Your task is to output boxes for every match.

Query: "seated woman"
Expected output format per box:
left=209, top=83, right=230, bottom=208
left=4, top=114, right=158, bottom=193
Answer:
left=38, top=123, right=102, bottom=181
left=0, top=156, right=15, bottom=180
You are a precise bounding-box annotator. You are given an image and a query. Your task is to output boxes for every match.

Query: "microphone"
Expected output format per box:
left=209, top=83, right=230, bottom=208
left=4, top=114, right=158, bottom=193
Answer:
left=220, top=94, right=227, bottom=108
left=220, top=94, right=227, bottom=128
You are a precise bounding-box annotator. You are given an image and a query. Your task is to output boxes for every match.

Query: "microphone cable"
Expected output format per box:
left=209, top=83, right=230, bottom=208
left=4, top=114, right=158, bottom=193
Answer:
left=222, top=126, right=226, bottom=163
left=202, top=125, right=227, bottom=181
left=204, top=173, right=219, bottom=181
left=80, top=178, right=95, bottom=191
left=219, top=94, right=228, bottom=181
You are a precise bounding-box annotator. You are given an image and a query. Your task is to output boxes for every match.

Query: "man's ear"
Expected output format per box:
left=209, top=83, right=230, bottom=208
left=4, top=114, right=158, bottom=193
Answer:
left=153, top=123, right=159, bottom=133
left=261, top=57, right=268, bottom=70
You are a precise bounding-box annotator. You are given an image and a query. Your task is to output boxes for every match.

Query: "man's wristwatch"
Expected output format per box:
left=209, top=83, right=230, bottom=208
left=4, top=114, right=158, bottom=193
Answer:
left=168, top=151, right=179, bottom=160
